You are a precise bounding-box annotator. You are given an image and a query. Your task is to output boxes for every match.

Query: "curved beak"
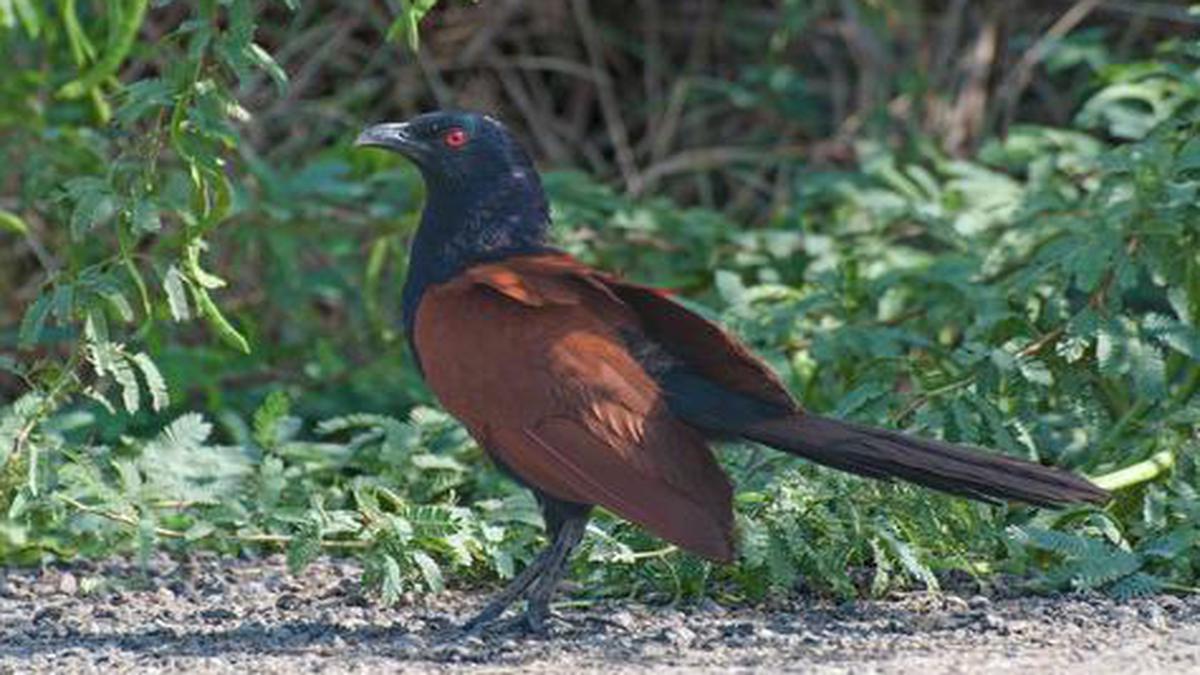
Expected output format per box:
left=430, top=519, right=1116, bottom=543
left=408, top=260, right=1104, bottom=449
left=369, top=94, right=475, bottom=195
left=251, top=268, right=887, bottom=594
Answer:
left=354, top=122, right=428, bottom=161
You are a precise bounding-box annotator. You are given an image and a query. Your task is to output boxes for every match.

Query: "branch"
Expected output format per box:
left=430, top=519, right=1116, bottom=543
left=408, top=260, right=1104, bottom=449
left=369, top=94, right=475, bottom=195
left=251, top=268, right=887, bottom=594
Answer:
left=56, top=495, right=369, bottom=549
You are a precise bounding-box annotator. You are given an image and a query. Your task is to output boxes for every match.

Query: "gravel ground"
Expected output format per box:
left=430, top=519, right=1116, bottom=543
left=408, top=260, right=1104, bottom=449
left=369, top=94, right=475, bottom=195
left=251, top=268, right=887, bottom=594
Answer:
left=1, top=554, right=1197, bottom=673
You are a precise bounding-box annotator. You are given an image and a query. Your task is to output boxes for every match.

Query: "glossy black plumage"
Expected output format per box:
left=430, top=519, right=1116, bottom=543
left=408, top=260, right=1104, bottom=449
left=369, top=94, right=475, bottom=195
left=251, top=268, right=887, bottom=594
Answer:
left=356, top=111, right=1109, bottom=634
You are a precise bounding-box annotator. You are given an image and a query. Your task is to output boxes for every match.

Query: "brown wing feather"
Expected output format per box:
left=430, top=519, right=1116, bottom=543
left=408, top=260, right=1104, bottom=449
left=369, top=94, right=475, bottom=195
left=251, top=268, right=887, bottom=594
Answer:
left=601, top=278, right=799, bottom=412
left=469, top=253, right=797, bottom=411
left=414, top=254, right=736, bottom=562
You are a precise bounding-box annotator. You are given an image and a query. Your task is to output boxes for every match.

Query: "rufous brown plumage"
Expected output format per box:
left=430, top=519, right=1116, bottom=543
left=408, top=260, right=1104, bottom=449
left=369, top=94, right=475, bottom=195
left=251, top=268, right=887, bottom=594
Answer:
left=355, top=111, right=1109, bottom=634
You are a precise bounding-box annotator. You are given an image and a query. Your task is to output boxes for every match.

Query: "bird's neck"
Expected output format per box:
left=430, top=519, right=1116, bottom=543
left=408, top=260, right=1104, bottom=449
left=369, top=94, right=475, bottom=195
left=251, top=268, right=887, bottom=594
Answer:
left=401, top=168, right=552, bottom=339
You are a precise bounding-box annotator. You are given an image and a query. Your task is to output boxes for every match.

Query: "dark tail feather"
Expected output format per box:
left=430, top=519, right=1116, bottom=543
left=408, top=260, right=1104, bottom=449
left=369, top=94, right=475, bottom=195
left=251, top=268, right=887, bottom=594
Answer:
left=746, top=414, right=1109, bottom=507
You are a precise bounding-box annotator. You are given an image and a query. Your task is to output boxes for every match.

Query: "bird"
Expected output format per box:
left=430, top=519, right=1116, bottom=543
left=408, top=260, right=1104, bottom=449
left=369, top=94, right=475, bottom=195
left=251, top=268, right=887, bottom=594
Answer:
left=354, top=111, right=1109, bottom=633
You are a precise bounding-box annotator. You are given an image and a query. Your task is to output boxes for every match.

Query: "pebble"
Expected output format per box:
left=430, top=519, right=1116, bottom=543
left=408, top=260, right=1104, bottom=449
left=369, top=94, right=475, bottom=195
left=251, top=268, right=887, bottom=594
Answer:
left=199, top=608, right=238, bottom=623
left=32, top=606, right=64, bottom=624
left=660, top=625, right=696, bottom=646
left=276, top=593, right=302, bottom=611
left=942, top=595, right=969, bottom=613
left=979, top=612, right=1008, bottom=633
left=57, top=572, right=78, bottom=596
left=608, top=610, right=636, bottom=631
left=1141, top=604, right=1169, bottom=630
left=968, top=595, right=991, bottom=610
left=1, top=556, right=1197, bottom=672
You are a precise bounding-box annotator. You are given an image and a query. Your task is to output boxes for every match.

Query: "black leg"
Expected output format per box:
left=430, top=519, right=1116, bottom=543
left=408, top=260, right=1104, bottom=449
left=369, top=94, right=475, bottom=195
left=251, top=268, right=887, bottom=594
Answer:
left=459, top=545, right=554, bottom=632
left=521, top=514, right=587, bottom=633
left=459, top=491, right=591, bottom=634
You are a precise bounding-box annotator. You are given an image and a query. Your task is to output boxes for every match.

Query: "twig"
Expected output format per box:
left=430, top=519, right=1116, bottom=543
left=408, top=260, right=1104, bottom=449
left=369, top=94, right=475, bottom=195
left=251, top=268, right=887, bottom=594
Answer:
left=637, top=145, right=807, bottom=194
left=571, top=0, right=642, bottom=193
left=890, top=376, right=976, bottom=425
left=945, top=11, right=999, bottom=156
left=997, top=0, right=1102, bottom=133
left=488, top=49, right=574, bottom=164
left=456, top=0, right=526, bottom=67
left=56, top=494, right=369, bottom=549
left=1018, top=326, right=1066, bottom=358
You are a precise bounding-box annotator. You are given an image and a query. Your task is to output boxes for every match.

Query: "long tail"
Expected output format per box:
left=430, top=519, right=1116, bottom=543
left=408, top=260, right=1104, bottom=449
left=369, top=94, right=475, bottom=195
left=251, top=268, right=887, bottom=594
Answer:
left=746, top=414, right=1109, bottom=507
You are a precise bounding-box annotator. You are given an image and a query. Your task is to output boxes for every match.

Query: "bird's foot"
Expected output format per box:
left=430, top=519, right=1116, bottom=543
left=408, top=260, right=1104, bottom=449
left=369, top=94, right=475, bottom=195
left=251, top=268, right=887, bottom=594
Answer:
left=458, top=600, right=512, bottom=636
left=452, top=602, right=576, bottom=639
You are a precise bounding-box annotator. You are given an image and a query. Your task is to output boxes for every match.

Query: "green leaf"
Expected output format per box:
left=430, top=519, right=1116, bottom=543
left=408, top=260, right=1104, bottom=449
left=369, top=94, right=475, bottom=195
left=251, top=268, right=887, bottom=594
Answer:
left=379, top=554, right=405, bottom=604
left=0, top=209, right=29, bottom=235
left=9, top=0, right=40, bottom=38
left=17, top=294, right=52, bottom=348
left=411, top=550, right=444, bottom=592
left=715, top=270, right=747, bottom=306
left=247, top=43, right=288, bottom=94
left=69, top=186, right=118, bottom=240
left=163, top=265, right=190, bottom=321
left=130, top=200, right=161, bottom=234
left=130, top=352, right=169, bottom=412
left=253, top=390, right=291, bottom=451
left=1018, top=357, right=1055, bottom=387
left=96, top=285, right=135, bottom=323
left=385, top=0, right=439, bottom=51
left=115, top=78, right=174, bottom=125
left=192, top=285, right=250, bottom=353
left=286, top=517, right=321, bottom=574
left=1127, top=338, right=1166, bottom=398
left=159, top=412, right=213, bottom=450
left=57, top=0, right=150, bottom=101
left=111, top=350, right=141, bottom=414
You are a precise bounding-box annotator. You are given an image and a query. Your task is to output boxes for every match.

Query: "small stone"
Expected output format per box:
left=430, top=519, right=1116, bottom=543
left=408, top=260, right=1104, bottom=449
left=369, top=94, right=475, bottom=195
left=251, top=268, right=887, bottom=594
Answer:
left=797, top=630, right=822, bottom=644
left=698, top=598, right=726, bottom=614
left=968, top=595, right=992, bottom=610
left=660, top=625, right=696, bottom=646
left=199, top=608, right=237, bottom=623
left=723, top=622, right=757, bottom=638
left=33, top=607, right=64, bottom=624
left=1157, top=595, right=1185, bottom=613
left=276, top=593, right=302, bottom=611
left=943, top=595, right=969, bottom=612
left=980, top=612, right=1008, bottom=633
left=57, top=572, right=78, bottom=596
left=608, top=610, right=635, bottom=631
left=1141, top=604, right=1168, bottom=630
left=1109, top=606, right=1139, bottom=623
left=167, top=579, right=193, bottom=599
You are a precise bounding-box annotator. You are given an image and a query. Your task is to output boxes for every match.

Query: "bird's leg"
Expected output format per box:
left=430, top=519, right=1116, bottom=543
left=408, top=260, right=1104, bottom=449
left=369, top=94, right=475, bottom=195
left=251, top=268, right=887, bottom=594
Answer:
left=521, top=514, right=588, bottom=633
left=458, top=492, right=591, bottom=636
left=459, top=545, right=554, bottom=633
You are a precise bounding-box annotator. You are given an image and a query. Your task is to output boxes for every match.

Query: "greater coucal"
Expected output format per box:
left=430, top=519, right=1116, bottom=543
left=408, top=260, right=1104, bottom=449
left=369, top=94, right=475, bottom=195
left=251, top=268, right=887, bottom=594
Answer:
left=355, top=111, right=1108, bottom=633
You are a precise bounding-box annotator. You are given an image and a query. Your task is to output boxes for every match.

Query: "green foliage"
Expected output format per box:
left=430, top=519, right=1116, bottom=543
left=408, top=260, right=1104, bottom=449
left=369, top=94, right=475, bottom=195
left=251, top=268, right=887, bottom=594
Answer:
left=1, top=1, right=1198, bottom=606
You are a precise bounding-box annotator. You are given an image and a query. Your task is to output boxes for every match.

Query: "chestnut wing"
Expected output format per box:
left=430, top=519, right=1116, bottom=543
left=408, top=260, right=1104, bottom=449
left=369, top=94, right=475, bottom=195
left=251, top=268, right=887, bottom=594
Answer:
left=413, top=254, right=736, bottom=561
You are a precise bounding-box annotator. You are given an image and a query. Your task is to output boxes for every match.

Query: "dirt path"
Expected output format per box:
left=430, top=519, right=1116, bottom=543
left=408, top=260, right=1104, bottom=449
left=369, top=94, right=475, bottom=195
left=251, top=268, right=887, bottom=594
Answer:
left=1, top=554, right=1197, bottom=673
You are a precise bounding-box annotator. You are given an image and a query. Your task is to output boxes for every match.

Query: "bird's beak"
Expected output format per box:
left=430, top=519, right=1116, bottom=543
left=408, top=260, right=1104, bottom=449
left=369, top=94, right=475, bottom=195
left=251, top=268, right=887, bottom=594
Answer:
left=354, top=122, right=428, bottom=160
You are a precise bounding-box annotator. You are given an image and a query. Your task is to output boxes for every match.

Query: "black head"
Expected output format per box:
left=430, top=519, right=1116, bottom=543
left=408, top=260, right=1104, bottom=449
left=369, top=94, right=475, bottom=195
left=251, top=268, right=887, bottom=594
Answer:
left=355, top=111, right=538, bottom=191
left=356, top=111, right=554, bottom=336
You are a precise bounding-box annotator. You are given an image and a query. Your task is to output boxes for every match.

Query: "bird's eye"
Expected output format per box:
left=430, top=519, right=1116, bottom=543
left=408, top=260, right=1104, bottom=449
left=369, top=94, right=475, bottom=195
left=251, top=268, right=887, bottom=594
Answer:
left=443, top=128, right=468, bottom=149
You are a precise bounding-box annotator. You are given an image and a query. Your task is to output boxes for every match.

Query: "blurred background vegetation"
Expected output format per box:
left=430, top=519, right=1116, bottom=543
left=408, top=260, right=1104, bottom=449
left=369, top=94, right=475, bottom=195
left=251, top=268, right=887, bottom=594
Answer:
left=1, top=0, right=1198, bottom=603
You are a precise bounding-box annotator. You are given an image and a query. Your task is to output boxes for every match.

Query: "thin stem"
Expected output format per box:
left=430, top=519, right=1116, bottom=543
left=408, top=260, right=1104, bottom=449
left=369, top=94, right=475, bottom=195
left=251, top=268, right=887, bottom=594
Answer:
left=56, top=494, right=370, bottom=549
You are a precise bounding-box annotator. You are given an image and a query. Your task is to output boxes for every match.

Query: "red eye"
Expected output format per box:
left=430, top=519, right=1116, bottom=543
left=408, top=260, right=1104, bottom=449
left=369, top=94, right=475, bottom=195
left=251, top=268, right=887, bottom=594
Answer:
left=443, top=128, right=468, bottom=149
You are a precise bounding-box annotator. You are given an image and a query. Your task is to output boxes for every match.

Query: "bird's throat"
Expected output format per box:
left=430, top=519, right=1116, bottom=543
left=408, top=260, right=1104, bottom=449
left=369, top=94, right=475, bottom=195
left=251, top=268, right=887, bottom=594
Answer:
left=401, top=168, right=552, bottom=345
